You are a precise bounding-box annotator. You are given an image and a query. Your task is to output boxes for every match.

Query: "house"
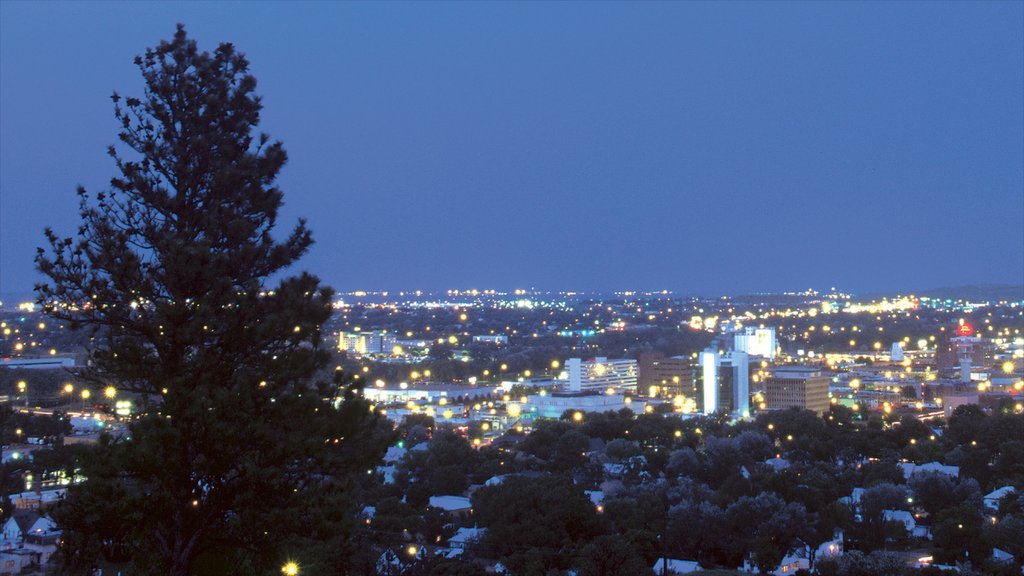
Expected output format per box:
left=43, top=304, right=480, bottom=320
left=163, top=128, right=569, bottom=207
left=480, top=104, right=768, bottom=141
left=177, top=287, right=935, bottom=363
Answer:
left=429, top=495, right=473, bottom=518
left=602, top=463, right=626, bottom=478
left=984, top=486, right=1016, bottom=511
left=484, top=474, right=511, bottom=486
left=773, top=553, right=808, bottom=574
left=898, top=462, right=959, bottom=481
left=24, top=517, right=57, bottom=537
left=442, top=526, right=486, bottom=557
left=992, top=547, right=1014, bottom=564
left=449, top=526, right=485, bottom=548
left=383, top=445, right=407, bottom=464
left=651, top=558, right=702, bottom=574
left=744, top=532, right=844, bottom=576
left=839, top=488, right=866, bottom=510
left=815, top=529, right=844, bottom=561
left=0, top=518, right=20, bottom=547
left=376, top=464, right=397, bottom=485
left=375, top=546, right=427, bottom=575
left=12, top=489, right=64, bottom=511
left=883, top=509, right=916, bottom=533
left=743, top=551, right=808, bottom=575
left=0, top=549, right=40, bottom=575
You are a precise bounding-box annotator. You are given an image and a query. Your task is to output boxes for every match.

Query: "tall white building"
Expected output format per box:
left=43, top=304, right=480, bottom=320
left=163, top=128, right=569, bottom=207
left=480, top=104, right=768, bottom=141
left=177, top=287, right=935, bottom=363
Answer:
left=725, top=350, right=750, bottom=417
left=699, top=349, right=751, bottom=417
left=700, top=349, right=719, bottom=415
left=565, top=357, right=638, bottom=393
left=734, top=327, right=777, bottom=359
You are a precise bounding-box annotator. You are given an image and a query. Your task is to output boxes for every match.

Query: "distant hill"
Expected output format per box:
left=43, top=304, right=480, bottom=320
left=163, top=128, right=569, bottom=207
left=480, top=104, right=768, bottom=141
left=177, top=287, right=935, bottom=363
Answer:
left=913, top=284, right=1023, bottom=302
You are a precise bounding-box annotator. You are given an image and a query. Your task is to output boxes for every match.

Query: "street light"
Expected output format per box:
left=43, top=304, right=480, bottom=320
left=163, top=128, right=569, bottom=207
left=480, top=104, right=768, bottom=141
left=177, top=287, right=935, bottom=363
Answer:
left=281, top=562, right=299, bottom=576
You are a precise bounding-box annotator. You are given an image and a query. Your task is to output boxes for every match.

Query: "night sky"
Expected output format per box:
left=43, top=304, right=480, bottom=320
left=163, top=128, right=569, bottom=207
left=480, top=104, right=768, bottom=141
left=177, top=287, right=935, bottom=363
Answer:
left=1, top=2, right=1021, bottom=297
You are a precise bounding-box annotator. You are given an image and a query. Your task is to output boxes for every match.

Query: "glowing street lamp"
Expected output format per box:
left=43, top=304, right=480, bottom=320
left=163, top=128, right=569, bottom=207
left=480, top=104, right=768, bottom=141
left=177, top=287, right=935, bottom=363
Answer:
left=281, top=562, right=299, bottom=576
left=104, top=386, right=117, bottom=399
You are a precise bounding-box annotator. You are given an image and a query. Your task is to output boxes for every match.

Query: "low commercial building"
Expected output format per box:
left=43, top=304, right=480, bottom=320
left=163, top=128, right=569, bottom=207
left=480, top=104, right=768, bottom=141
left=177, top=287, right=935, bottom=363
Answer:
left=525, top=392, right=645, bottom=419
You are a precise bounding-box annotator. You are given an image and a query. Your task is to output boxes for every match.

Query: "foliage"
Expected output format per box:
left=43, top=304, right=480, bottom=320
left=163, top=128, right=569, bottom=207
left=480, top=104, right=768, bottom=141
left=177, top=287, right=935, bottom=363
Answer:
left=471, top=475, right=606, bottom=575
left=574, top=534, right=652, bottom=576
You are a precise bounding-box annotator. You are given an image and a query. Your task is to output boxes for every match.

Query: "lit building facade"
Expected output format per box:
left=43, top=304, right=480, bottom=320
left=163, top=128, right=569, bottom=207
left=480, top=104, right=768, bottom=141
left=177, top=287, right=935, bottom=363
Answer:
left=339, top=331, right=397, bottom=355
left=764, top=366, right=829, bottom=416
left=565, top=357, right=638, bottom=393
left=638, top=353, right=695, bottom=398
left=698, top=349, right=753, bottom=417
left=734, top=327, right=777, bottom=359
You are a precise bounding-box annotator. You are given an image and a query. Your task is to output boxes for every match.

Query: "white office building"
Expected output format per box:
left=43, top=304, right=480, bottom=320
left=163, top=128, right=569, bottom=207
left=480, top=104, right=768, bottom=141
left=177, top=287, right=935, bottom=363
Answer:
left=734, top=327, right=777, bottom=359
left=699, top=349, right=751, bottom=417
left=565, top=357, right=638, bottom=393
left=338, top=331, right=397, bottom=355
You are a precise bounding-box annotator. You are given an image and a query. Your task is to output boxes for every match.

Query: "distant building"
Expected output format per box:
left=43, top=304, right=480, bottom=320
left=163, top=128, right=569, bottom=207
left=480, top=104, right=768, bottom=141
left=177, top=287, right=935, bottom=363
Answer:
left=472, top=335, right=508, bottom=345
left=338, top=331, right=397, bottom=355
left=565, top=357, right=637, bottom=393
left=763, top=366, right=829, bottom=416
left=700, top=350, right=719, bottom=415
left=526, top=392, right=644, bottom=419
left=0, top=357, right=75, bottom=370
left=734, top=327, right=777, bottom=359
left=890, top=342, right=904, bottom=362
left=935, top=329, right=993, bottom=371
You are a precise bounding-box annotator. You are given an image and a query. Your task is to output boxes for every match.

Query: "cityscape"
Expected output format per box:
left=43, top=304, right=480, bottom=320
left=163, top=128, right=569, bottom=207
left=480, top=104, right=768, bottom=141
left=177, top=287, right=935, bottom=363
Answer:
left=1, top=287, right=1022, bottom=575
left=1, top=2, right=1023, bottom=576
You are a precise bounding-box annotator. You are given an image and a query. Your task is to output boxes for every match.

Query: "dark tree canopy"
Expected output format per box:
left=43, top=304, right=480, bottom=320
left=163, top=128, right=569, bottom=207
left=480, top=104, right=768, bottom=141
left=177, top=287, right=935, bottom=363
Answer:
left=36, top=25, right=389, bottom=576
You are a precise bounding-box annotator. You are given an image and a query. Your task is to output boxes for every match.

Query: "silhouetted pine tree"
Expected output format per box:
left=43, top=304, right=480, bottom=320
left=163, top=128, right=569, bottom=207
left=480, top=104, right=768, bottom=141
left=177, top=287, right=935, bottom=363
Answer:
left=36, top=25, right=390, bottom=576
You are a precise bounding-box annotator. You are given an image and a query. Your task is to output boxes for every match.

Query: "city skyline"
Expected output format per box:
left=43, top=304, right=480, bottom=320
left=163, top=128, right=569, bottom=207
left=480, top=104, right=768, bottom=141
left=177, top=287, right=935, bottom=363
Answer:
left=2, top=1, right=1022, bottom=296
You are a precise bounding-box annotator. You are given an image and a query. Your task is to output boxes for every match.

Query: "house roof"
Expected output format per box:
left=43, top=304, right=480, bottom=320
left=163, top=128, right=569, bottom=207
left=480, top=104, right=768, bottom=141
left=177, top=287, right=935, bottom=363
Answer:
left=652, top=558, right=701, bottom=574
left=984, top=486, right=1016, bottom=501
left=449, top=526, right=485, bottom=545
left=429, top=495, right=472, bottom=512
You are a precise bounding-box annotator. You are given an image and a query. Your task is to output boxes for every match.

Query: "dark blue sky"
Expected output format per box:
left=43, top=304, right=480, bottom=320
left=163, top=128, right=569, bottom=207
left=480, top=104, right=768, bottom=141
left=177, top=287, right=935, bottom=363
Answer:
left=1, top=2, right=1022, bottom=296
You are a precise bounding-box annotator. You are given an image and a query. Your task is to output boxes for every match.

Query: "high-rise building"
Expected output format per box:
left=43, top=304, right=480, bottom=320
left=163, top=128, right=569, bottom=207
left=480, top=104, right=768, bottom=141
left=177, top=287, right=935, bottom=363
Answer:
left=698, top=349, right=754, bottom=417
left=936, top=328, right=992, bottom=371
left=565, top=357, right=638, bottom=393
left=734, top=327, right=777, bottom=359
left=700, top=349, right=719, bottom=415
left=764, top=366, right=829, bottom=416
